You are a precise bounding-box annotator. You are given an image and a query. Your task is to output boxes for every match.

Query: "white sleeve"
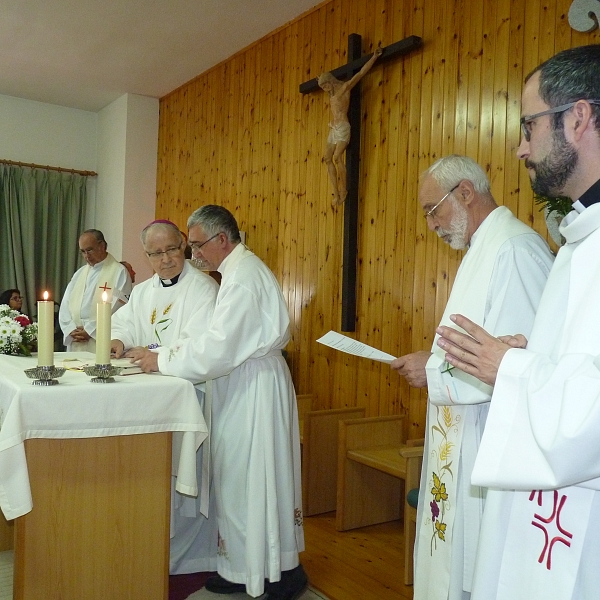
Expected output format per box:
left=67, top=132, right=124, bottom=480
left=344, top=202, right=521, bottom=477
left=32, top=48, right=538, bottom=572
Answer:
left=156, top=279, right=277, bottom=383
left=58, top=276, right=77, bottom=344
left=110, top=287, right=138, bottom=349
left=472, top=348, right=600, bottom=490
left=83, top=265, right=132, bottom=339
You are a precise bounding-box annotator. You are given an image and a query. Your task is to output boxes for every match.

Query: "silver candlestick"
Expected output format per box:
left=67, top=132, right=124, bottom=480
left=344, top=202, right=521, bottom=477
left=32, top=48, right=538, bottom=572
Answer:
left=82, top=363, right=123, bottom=383
left=24, top=365, right=66, bottom=386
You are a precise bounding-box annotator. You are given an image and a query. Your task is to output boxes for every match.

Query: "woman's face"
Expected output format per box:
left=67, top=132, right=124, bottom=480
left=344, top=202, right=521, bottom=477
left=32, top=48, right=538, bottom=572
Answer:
left=9, top=292, right=22, bottom=311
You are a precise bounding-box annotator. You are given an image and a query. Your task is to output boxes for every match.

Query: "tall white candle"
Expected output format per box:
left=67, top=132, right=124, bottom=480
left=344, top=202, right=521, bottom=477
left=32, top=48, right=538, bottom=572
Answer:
left=37, top=291, right=54, bottom=367
left=95, top=291, right=111, bottom=365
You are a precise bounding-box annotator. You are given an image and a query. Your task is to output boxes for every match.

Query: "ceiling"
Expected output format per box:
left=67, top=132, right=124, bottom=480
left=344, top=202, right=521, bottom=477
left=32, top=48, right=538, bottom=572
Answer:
left=0, top=0, right=320, bottom=112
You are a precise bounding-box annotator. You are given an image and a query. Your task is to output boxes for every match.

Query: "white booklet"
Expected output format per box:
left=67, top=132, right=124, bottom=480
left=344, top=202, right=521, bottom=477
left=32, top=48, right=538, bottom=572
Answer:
left=60, top=357, right=143, bottom=375
left=316, top=331, right=397, bottom=364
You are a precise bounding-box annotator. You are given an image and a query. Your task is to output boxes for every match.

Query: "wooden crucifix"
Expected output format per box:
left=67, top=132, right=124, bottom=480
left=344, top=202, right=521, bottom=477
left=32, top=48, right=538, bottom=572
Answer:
left=300, top=34, right=422, bottom=332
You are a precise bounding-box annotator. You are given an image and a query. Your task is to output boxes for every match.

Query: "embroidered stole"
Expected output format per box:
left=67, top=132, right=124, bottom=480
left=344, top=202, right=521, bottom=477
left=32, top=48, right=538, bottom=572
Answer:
left=415, top=207, right=534, bottom=600
left=68, top=254, right=121, bottom=352
left=493, top=206, right=600, bottom=599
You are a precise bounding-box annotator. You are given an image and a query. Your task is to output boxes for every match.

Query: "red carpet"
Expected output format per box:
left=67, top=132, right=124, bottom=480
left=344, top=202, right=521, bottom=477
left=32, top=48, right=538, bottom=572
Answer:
left=169, top=571, right=217, bottom=600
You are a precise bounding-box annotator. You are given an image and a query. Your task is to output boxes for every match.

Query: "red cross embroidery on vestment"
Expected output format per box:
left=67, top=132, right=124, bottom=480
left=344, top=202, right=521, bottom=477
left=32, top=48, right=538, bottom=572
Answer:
left=529, top=490, right=573, bottom=570
left=99, top=282, right=111, bottom=292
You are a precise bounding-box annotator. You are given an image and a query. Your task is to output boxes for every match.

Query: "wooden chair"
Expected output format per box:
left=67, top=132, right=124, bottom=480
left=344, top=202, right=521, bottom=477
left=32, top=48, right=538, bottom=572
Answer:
left=335, top=415, right=423, bottom=585
left=301, top=407, right=366, bottom=516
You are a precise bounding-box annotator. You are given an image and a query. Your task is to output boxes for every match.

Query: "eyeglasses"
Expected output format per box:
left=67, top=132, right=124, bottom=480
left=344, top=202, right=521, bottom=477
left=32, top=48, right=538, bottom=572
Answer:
left=146, top=243, right=183, bottom=259
left=189, top=233, right=222, bottom=252
left=424, top=183, right=460, bottom=220
left=80, top=246, right=101, bottom=255
left=520, top=100, right=600, bottom=142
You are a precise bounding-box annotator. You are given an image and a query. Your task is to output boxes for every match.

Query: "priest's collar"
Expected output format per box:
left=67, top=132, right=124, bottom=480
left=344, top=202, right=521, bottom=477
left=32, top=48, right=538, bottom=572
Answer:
left=575, top=178, right=600, bottom=209
left=160, top=273, right=181, bottom=287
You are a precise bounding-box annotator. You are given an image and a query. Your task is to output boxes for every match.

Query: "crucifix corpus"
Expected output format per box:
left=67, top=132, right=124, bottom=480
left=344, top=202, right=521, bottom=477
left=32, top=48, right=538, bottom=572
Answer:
left=300, top=34, right=422, bottom=331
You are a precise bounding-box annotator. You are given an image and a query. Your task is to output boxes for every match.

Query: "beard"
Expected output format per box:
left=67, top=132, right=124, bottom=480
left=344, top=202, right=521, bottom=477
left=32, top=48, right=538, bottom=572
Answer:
left=526, top=126, right=578, bottom=198
left=436, top=198, right=469, bottom=250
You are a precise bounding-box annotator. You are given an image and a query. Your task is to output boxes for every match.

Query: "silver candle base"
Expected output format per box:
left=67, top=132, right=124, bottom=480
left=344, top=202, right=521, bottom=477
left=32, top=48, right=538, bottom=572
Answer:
left=82, top=363, right=123, bottom=383
left=24, top=365, right=66, bottom=386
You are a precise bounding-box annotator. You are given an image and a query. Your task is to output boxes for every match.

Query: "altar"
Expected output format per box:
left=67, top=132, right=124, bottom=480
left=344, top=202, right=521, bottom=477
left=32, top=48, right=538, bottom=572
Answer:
left=0, top=353, right=208, bottom=600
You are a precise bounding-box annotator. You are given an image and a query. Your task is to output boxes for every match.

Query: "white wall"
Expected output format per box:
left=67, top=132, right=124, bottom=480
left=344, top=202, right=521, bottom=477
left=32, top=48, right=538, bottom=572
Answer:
left=0, top=94, right=97, bottom=170
left=0, top=92, right=159, bottom=284
left=97, top=94, right=158, bottom=283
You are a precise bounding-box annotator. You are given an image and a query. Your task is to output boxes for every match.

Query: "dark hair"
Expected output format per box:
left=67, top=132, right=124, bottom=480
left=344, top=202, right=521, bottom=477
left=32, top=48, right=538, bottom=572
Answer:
left=527, top=44, right=600, bottom=132
left=81, top=229, right=106, bottom=244
left=0, top=288, right=20, bottom=306
left=187, top=205, right=241, bottom=244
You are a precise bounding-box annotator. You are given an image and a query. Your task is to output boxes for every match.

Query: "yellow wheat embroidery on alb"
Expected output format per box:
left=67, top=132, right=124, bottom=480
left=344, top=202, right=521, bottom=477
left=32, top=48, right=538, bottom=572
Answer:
left=163, top=303, right=173, bottom=316
left=442, top=405, right=453, bottom=429
left=150, top=308, right=157, bottom=325
left=439, top=440, right=454, bottom=462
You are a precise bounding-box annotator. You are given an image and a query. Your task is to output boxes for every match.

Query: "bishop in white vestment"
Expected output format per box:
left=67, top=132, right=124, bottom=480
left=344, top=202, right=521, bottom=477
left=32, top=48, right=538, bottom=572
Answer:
left=392, top=156, right=553, bottom=600
left=111, top=220, right=219, bottom=574
left=434, top=46, right=600, bottom=600
left=59, top=229, right=131, bottom=351
left=125, top=206, right=306, bottom=600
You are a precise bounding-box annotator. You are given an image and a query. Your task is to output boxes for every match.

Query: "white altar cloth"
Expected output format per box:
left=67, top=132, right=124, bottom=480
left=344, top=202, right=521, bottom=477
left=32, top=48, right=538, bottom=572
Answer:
left=0, top=353, right=208, bottom=520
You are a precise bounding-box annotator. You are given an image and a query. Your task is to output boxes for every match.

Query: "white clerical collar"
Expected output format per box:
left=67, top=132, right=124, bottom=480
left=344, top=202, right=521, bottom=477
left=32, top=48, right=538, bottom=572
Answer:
left=572, top=199, right=586, bottom=213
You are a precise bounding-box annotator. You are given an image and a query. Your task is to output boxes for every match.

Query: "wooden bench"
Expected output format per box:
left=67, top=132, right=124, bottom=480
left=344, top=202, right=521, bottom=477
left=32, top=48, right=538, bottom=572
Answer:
left=336, top=416, right=423, bottom=585
left=301, top=407, right=365, bottom=516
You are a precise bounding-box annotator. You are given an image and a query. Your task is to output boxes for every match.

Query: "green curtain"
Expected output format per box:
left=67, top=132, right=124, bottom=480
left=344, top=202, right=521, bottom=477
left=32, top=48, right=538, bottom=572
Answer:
left=0, top=165, right=88, bottom=319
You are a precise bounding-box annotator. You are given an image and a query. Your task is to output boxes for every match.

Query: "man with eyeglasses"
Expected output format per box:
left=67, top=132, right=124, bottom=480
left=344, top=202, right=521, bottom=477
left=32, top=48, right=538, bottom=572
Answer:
left=125, top=205, right=307, bottom=600
left=390, top=155, right=553, bottom=600
left=435, top=45, right=600, bottom=600
left=110, top=219, right=219, bottom=575
left=58, top=229, right=132, bottom=352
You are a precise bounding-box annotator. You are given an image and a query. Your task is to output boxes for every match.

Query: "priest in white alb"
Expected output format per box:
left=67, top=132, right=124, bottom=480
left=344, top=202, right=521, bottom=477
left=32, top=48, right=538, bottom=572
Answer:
left=59, top=229, right=132, bottom=351
left=125, top=205, right=307, bottom=600
left=391, top=155, right=554, bottom=600
left=110, top=220, right=219, bottom=574
left=436, top=45, right=600, bottom=600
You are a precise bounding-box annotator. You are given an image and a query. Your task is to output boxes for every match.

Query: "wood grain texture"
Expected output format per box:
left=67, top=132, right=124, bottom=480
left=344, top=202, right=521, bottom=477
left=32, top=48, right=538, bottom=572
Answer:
left=13, top=435, right=171, bottom=600
left=156, top=0, right=599, bottom=441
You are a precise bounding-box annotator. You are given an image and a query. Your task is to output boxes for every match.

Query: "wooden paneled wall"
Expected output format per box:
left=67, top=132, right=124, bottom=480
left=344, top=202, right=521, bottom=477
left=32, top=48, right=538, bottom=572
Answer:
left=157, top=0, right=599, bottom=440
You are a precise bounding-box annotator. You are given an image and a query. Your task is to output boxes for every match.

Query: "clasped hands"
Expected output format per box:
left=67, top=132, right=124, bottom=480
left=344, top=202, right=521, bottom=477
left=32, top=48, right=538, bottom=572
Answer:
left=69, top=326, right=91, bottom=343
left=435, top=314, right=527, bottom=386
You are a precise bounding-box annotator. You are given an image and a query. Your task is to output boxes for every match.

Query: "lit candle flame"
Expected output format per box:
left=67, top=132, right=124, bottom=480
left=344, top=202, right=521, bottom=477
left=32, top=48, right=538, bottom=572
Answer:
left=43, top=291, right=49, bottom=301
left=102, top=291, right=108, bottom=302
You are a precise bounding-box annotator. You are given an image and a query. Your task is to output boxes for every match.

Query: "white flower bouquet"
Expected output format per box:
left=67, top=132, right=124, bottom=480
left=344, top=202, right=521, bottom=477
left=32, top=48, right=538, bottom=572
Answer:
left=0, top=304, right=38, bottom=356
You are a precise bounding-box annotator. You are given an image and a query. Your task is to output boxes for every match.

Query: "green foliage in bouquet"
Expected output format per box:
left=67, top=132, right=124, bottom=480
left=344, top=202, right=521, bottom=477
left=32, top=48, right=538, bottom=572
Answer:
left=534, top=193, right=573, bottom=218
left=0, top=305, right=38, bottom=356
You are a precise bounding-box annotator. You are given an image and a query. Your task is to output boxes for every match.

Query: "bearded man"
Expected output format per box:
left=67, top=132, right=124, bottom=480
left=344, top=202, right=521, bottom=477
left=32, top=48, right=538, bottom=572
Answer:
left=436, top=45, right=600, bottom=600
left=391, top=155, right=554, bottom=600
